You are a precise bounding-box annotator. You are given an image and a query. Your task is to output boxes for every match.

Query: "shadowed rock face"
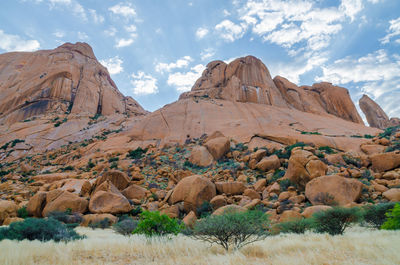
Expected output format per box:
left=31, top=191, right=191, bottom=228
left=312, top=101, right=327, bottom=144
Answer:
left=359, top=94, right=400, bottom=129
left=180, top=56, right=363, bottom=124
left=0, top=42, right=146, bottom=124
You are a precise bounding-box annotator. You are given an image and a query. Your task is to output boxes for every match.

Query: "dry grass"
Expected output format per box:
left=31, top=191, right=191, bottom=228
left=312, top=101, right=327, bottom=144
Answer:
left=0, top=226, right=399, bottom=265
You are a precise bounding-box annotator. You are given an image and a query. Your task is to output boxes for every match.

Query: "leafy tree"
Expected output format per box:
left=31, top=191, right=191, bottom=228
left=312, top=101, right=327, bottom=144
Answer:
left=381, top=203, right=400, bottom=230
left=312, top=207, right=361, bottom=235
left=276, top=218, right=313, bottom=234
left=361, top=203, right=396, bottom=229
left=192, top=210, right=270, bottom=251
left=133, top=211, right=183, bottom=237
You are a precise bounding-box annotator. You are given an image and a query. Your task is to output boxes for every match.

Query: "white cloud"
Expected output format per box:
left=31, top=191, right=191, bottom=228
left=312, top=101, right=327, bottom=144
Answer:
left=131, top=71, right=158, bottom=95
left=223, top=9, right=231, bottom=17
left=196, top=27, right=209, bottom=39
left=339, top=0, right=363, bottom=21
left=167, top=64, right=205, bottom=92
left=155, top=56, right=193, bottom=73
left=104, top=27, right=117, bottom=37
left=115, top=38, right=134, bottom=48
left=49, top=0, right=87, bottom=21
left=380, top=17, right=400, bottom=44
left=53, top=30, right=65, bottom=38
left=316, top=49, right=400, bottom=117
left=100, top=56, right=123, bottom=75
left=109, top=2, right=136, bottom=18
left=77, top=31, right=89, bottom=40
left=0, top=30, right=40, bottom=52
left=89, top=9, right=104, bottom=24
left=125, top=24, right=137, bottom=33
left=200, top=48, right=216, bottom=61
left=215, top=20, right=245, bottom=42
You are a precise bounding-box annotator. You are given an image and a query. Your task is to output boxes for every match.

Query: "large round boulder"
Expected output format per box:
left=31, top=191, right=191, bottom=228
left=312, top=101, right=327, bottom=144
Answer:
left=42, top=190, right=89, bottom=217
left=95, top=170, right=131, bottom=191
left=189, top=146, right=214, bottom=167
left=170, top=175, right=216, bottom=213
left=26, top=191, right=47, bottom=217
left=204, top=137, right=230, bottom=160
left=215, top=181, right=245, bottom=195
left=370, top=152, right=400, bottom=172
left=305, top=175, right=363, bottom=206
left=122, top=184, right=147, bottom=200
left=89, top=181, right=132, bottom=214
left=0, top=200, right=18, bottom=225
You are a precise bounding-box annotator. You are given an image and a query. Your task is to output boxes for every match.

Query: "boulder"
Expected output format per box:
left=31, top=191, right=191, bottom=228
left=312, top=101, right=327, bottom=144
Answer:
left=370, top=152, right=400, bottom=172
left=170, top=175, right=216, bottom=213
left=382, top=188, right=400, bottom=202
left=210, top=195, right=227, bottom=209
left=0, top=200, right=18, bottom=225
left=255, top=155, right=280, bottom=172
left=26, top=191, right=47, bottom=217
left=60, top=179, right=91, bottom=197
left=215, top=181, right=245, bottom=195
left=3, top=217, right=24, bottom=225
left=301, top=205, right=332, bottom=218
left=121, top=184, right=147, bottom=200
left=160, top=205, right=180, bottom=218
left=204, top=137, right=230, bottom=160
left=360, top=144, right=385, bottom=155
left=213, top=205, right=246, bottom=215
left=42, top=190, right=88, bottom=217
left=183, top=211, right=197, bottom=228
left=89, top=181, right=132, bottom=214
left=284, top=149, right=327, bottom=189
left=305, top=175, right=363, bottom=206
left=359, top=94, right=390, bottom=129
left=81, top=214, right=118, bottom=227
left=280, top=210, right=302, bottom=222
left=243, top=189, right=261, bottom=200
left=254, top=178, right=267, bottom=192
left=95, top=170, right=131, bottom=191
left=189, top=146, right=214, bottom=167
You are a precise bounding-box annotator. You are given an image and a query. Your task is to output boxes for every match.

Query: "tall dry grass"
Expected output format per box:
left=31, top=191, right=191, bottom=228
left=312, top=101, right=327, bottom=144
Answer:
left=0, top=226, right=399, bottom=265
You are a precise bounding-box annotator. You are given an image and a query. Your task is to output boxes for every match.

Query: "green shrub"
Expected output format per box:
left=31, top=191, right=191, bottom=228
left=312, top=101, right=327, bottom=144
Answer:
left=276, top=218, right=313, bottom=234
left=362, top=203, right=396, bottom=229
left=279, top=179, right=295, bottom=191
left=47, top=210, right=83, bottom=224
left=192, top=210, right=270, bottom=251
left=196, top=201, right=213, bottom=218
left=381, top=203, right=400, bottom=230
left=127, top=147, right=147, bottom=159
left=269, top=169, right=285, bottom=184
left=133, top=211, right=183, bottom=237
left=17, top=206, right=29, bottom=219
left=312, top=207, right=361, bottom=235
left=0, top=217, right=83, bottom=242
left=113, top=218, right=139, bottom=236
left=318, top=146, right=335, bottom=154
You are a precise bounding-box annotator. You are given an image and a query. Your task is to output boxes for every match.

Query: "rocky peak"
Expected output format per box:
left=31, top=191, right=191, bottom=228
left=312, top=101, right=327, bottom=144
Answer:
left=359, top=94, right=400, bottom=129
left=181, top=55, right=363, bottom=124
left=0, top=42, right=146, bottom=124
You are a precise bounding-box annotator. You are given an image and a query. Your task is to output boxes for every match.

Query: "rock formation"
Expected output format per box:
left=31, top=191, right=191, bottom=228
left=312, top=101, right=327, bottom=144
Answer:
left=180, top=56, right=363, bottom=124
left=0, top=42, right=146, bottom=125
left=359, top=94, right=400, bottom=129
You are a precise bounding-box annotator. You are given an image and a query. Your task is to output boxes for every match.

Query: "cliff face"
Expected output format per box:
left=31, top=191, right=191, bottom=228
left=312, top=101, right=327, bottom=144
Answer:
left=180, top=56, right=363, bottom=124
left=0, top=42, right=146, bottom=125
left=359, top=94, right=400, bottom=129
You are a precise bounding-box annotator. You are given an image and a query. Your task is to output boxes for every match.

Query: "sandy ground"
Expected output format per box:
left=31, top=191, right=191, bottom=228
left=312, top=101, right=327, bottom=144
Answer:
left=0, top=226, right=399, bottom=265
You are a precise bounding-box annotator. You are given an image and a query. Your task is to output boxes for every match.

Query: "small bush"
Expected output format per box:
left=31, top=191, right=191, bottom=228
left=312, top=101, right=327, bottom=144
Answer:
left=381, top=203, right=400, bottom=230
left=17, top=206, right=29, bottom=219
left=113, top=218, right=138, bottom=236
left=197, top=201, right=213, bottom=218
left=47, top=211, right=83, bottom=224
left=133, top=211, right=183, bottom=237
left=312, top=207, right=361, bottom=235
left=279, top=179, right=295, bottom=191
left=276, top=218, right=313, bottom=234
left=313, top=192, right=338, bottom=206
left=192, top=210, right=270, bottom=251
left=0, top=218, right=83, bottom=242
left=89, top=218, right=111, bottom=230
left=318, top=146, right=335, bottom=154
left=127, top=147, right=147, bottom=159
left=362, top=203, right=396, bottom=229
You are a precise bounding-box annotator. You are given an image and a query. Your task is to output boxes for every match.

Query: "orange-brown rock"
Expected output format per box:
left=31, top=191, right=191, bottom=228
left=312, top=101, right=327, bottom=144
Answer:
left=60, top=179, right=91, bottom=197
left=160, top=205, right=180, bottom=218
left=81, top=213, right=118, bottom=227
left=89, top=181, right=132, bottom=214
left=0, top=200, right=18, bottom=225
left=95, top=170, right=130, bottom=191
left=255, top=155, right=280, bottom=172
left=301, top=205, right=332, bottom=218
left=121, top=184, right=147, bottom=200
left=370, top=152, right=400, bottom=172
left=215, top=181, right=245, bottom=195
left=204, top=136, right=230, bottom=160
left=183, top=211, right=197, bottom=228
left=42, top=190, right=88, bottom=217
left=2, top=217, right=24, bottom=225
left=212, top=204, right=246, bottom=215
left=360, top=144, right=385, bottom=155
left=170, top=175, right=216, bottom=213
left=189, top=146, right=214, bottom=167
left=26, top=191, right=47, bottom=217
left=210, top=195, right=227, bottom=209
left=305, top=175, right=363, bottom=206
left=382, top=188, right=400, bottom=202
left=0, top=42, right=146, bottom=125
left=359, top=94, right=392, bottom=129
left=280, top=210, right=302, bottom=222
left=284, top=149, right=327, bottom=189
left=243, top=189, right=261, bottom=200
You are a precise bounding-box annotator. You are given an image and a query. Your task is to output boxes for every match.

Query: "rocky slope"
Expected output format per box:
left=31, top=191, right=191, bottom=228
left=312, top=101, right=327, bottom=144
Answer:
left=1, top=45, right=400, bottom=228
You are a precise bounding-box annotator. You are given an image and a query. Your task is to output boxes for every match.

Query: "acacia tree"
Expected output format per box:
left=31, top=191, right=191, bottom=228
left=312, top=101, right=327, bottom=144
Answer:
left=192, top=210, right=270, bottom=251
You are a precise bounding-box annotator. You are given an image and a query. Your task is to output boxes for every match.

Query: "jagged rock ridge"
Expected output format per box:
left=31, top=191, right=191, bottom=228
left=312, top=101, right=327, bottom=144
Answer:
left=0, top=42, right=146, bottom=125
left=359, top=94, right=400, bottom=129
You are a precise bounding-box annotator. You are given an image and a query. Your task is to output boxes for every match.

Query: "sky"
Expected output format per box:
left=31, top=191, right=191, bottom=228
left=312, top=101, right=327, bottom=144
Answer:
left=1, top=0, right=400, bottom=121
